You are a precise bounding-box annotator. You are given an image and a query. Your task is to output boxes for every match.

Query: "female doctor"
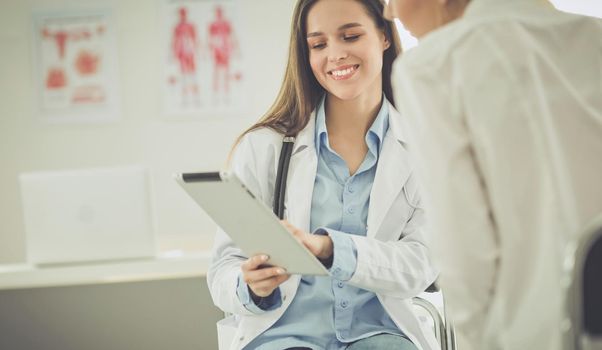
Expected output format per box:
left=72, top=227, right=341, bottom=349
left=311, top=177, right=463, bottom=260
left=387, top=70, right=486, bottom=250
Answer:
left=207, top=1, right=438, bottom=349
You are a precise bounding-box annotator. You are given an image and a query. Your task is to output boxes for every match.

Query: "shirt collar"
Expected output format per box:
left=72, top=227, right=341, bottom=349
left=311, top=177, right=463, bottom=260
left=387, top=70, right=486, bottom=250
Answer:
left=314, top=95, right=390, bottom=155
left=367, top=97, right=390, bottom=154
left=314, top=95, right=328, bottom=153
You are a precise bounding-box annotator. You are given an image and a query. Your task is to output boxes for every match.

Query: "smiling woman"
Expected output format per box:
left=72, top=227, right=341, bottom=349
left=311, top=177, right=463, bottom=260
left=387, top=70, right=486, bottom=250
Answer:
left=208, top=1, right=439, bottom=350
left=231, top=0, right=400, bottom=141
left=306, top=0, right=390, bottom=103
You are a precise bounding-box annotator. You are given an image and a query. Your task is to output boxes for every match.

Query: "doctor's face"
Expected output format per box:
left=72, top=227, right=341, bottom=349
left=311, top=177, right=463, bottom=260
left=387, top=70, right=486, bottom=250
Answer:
left=306, top=0, right=390, bottom=102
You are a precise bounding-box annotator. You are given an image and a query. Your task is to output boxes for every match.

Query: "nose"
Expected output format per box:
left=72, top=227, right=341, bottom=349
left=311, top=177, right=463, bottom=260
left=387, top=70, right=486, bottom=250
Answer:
left=327, top=42, right=348, bottom=63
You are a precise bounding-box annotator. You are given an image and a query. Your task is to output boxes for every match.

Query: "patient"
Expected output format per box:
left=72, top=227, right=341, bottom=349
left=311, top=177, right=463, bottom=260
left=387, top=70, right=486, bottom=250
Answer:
left=386, top=0, right=602, bottom=349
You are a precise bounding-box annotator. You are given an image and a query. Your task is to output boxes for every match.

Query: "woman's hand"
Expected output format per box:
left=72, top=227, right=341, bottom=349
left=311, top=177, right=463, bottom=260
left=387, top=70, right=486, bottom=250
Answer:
left=241, top=254, right=290, bottom=298
left=281, top=220, right=333, bottom=260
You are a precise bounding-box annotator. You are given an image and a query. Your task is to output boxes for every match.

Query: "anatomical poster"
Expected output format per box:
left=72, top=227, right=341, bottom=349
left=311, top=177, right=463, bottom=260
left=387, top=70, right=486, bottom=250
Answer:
left=162, top=0, right=245, bottom=117
left=32, top=10, right=120, bottom=123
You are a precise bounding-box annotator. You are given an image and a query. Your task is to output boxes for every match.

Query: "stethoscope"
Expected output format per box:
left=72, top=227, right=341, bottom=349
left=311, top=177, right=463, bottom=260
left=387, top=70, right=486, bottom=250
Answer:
left=273, top=136, right=296, bottom=219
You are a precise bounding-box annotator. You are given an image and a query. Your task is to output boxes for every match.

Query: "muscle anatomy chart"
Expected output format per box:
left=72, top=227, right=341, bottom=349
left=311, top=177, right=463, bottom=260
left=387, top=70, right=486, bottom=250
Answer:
left=163, top=0, right=244, bottom=116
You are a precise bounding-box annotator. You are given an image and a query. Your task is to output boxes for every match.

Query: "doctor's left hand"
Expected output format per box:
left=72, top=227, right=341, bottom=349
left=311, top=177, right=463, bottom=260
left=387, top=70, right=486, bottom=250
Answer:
left=281, top=220, right=333, bottom=260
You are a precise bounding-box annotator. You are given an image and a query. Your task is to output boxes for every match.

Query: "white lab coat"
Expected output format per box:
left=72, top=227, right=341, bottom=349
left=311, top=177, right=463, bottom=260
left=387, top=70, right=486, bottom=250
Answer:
left=392, top=0, right=602, bottom=349
left=207, top=102, right=440, bottom=350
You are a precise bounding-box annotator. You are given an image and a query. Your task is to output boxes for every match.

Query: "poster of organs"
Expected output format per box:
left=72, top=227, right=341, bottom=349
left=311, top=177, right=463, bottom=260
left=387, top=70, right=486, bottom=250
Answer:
left=32, top=10, right=119, bottom=122
left=162, top=0, right=245, bottom=116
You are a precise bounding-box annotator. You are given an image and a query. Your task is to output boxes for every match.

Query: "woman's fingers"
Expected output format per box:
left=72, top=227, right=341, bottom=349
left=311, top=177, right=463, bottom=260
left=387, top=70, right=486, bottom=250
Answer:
left=281, top=220, right=301, bottom=235
left=249, top=274, right=290, bottom=297
left=241, top=254, right=289, bottom=297
left=281, top=220, right=307, bottom=245
left=280, top=220, right=323, bottom=256
left=241, top=254, right=269, bottom=272
left=243, top=265, right=286, bottom=284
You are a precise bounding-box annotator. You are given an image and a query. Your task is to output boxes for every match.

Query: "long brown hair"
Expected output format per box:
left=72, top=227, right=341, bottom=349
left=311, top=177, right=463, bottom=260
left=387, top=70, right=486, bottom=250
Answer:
left=234, top=0, right=400, bottom=147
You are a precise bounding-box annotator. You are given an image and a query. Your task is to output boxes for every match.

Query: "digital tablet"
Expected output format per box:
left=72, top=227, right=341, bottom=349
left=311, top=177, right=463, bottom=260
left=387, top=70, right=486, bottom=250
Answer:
left=175, top=171, right=328, bottom=275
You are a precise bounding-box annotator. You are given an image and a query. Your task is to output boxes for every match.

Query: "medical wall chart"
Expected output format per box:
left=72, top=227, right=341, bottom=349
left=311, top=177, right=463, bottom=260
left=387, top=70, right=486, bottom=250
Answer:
left=32, top=10, right=120, bottom=123
left=162, top=0, right=245, bottom=117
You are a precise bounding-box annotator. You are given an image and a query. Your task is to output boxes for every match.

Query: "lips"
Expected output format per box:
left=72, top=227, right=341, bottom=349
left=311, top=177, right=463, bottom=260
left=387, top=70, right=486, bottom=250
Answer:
left=327, top=64, right=359, bottom=80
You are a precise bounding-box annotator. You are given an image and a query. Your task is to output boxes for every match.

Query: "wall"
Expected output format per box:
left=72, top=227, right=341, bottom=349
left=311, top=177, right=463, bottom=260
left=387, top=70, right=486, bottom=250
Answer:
left=1, top=0, right=600, bottom=264
left=549, top=0, right=602, bottom=17
left=0, top=0, right=296, bottom=263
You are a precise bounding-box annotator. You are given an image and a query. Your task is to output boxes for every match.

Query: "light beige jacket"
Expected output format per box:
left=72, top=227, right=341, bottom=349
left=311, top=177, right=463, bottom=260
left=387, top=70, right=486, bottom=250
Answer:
left=393, top=0, right=602, bottom=349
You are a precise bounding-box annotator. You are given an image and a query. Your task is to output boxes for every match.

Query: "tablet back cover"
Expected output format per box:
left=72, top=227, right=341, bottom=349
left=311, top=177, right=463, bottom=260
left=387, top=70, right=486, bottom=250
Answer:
left=176, top=172, right=328, bottom=275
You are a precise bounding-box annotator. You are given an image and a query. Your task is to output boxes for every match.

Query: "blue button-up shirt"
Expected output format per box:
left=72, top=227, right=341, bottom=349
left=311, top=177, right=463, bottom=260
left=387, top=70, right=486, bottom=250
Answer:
left=238, top=96, right=405, bottom=350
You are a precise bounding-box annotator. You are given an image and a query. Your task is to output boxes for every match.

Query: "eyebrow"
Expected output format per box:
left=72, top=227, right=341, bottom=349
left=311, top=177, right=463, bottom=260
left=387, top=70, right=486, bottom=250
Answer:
left=306, top=23, right=363, bottom=38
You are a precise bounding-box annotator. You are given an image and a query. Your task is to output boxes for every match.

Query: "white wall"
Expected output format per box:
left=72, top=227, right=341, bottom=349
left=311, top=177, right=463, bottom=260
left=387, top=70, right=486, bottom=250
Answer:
left=549, top=0, right=602, bottom=18
left=2, top=0, right=600, bottom=264
left=0, top=0, right=296, bottom=263
left=394, top=0, right=602, bottom=52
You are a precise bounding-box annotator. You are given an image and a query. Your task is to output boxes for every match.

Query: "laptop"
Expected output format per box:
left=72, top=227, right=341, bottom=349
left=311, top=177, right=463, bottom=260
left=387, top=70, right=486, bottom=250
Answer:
left=19, top=166, right=157, bottom=266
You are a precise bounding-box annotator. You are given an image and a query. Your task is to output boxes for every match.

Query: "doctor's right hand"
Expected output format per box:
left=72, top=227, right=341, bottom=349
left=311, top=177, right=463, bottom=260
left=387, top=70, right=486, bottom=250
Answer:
left=241, top=254, right=290, bottom=298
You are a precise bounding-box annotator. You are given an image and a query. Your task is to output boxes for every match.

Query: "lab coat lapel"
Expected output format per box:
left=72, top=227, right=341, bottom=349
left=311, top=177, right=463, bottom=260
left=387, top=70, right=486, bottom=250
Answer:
left=285, top=112, right=318, bottom=232
left=284, top=106, right=412, bottom=237
left=367, top=107, right=411, bottom=238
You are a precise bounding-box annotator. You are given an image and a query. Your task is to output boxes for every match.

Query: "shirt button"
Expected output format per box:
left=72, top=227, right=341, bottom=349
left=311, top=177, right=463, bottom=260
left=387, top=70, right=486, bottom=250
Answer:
left=347, top=186, right=354, bottom=193
left=340, top=300, right=349, bottom=308
left=337, top=281, right=344, bottom=288
left=333, top=267, right=341, bottom=276
left=348, top=207, right=354, bottom=214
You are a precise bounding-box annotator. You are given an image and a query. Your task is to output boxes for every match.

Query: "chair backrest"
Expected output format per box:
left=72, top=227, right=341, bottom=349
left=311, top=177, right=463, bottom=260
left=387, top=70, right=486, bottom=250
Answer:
left=584, top=227, right=602, bottom=337
left=565, top=214, right=602, bottom=350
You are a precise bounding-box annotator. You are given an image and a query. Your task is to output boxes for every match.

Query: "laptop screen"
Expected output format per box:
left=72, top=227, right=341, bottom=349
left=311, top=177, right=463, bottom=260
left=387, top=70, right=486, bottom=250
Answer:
left=19, top=166, right=156, bottom=265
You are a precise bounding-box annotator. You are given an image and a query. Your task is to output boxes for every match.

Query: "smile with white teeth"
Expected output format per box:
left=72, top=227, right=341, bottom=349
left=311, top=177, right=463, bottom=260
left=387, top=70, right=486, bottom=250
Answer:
left=328, top=64, right=359, bottom=80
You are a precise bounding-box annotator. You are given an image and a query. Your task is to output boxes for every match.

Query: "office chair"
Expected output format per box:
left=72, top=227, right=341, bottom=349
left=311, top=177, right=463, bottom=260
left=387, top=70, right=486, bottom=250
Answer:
left=217, top=288, right=457, bottom=350
left=216, top=138, right=457, bottom=349
left=413, top=285, right=457, bottom=350
left=564, top=214, right=602, bottom=350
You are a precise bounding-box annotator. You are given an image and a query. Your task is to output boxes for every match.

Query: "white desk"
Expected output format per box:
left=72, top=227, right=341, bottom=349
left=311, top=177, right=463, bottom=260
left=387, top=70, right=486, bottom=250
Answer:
left=0, top=252, right=221, bottom=350
left=0, top=252, right=211, bottom=290
left=0, top=255, right=447, bottom=350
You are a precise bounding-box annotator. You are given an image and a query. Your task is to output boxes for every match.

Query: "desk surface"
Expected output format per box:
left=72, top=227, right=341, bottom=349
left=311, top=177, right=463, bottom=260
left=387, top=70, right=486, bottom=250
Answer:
left=0, top=253, right=446, bottom=311
left=0, top=252, right=211, bottom=290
